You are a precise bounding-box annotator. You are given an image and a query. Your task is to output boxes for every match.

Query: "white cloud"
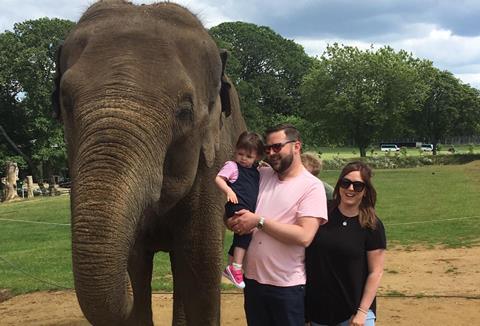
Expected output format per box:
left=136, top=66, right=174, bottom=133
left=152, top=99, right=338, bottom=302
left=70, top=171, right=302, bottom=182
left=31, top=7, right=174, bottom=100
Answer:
left=174, top=0, right=232, bottom=27
left=296, top=25, right=480, bottom=89
left=1, top=0, right=479, bottom=89
left=455, top=73, right=480, bottom=89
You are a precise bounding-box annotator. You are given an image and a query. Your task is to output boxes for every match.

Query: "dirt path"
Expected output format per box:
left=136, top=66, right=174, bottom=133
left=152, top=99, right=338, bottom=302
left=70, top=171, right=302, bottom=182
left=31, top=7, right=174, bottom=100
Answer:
left=1, top=246, right=479, bottom=325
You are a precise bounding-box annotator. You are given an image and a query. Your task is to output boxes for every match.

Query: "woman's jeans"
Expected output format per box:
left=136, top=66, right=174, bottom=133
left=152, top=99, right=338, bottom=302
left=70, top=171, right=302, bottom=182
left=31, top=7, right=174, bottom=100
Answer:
left=310, top=309, right=376, bottom=326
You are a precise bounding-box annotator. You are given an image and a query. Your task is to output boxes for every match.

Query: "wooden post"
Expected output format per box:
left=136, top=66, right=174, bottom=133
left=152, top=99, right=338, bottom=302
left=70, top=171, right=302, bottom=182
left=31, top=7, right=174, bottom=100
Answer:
left=26, top=175, right=34, bottom=198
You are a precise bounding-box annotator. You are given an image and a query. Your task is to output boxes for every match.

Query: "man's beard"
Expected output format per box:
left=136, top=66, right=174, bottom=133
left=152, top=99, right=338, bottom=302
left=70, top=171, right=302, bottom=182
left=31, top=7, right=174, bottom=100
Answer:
left=267, top=152, right=294, bottom=174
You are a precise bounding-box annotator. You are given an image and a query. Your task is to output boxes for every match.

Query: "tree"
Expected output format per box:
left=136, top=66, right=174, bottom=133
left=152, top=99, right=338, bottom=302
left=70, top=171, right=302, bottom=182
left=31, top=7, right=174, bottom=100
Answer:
left=454, top=85, right=480, bottom=137
left=410, top=64, right=480, bottom=154
left=301, top=44, right=426, bottom=156
left=0, top=18, right=74, bottom=180
left=210, top=22, right=314, bottom=134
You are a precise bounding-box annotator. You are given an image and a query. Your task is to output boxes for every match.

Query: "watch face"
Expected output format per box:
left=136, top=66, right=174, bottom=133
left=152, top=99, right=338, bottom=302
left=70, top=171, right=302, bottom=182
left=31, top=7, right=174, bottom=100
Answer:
left=257, top=217, right=265, bottom=229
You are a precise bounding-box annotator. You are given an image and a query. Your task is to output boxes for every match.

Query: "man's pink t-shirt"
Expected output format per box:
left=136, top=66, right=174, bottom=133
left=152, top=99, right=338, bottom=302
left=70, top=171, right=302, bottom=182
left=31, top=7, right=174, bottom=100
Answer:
left=244, top=166, right=328, bottom=286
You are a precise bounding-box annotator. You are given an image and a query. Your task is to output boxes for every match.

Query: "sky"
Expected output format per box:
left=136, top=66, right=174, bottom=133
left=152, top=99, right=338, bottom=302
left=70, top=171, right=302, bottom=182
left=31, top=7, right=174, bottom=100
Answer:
left=1, top=0, right=479, bottom=89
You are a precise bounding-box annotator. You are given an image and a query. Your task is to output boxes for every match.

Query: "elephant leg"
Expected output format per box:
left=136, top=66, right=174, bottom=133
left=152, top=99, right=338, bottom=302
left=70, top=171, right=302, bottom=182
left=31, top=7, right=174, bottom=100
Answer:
left=170, top=252, right=187, bottom=326
left=170, top=224, right=222, bottom=325
left=127, top=243, right=154, bottom=326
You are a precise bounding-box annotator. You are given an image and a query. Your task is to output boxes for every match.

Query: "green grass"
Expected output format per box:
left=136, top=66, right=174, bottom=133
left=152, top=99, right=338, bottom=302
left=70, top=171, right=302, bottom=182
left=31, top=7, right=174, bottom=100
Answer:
left=1, top=162, right=479, bottom=294
left=0, top=197, right=72, bottom=294
left=320, top=162, right=480, bottom=247
left=0, top=196, right=235, bottom=294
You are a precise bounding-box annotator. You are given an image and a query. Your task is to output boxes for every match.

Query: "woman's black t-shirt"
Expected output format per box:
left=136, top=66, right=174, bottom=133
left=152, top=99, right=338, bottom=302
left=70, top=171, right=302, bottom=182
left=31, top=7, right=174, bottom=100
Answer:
left=305, top=207, right=387, bottom=325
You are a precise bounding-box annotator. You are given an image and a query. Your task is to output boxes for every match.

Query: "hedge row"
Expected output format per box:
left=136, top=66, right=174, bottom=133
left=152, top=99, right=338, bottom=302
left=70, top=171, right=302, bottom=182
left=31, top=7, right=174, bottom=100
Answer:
left=322, top=154, right=480, bottom=170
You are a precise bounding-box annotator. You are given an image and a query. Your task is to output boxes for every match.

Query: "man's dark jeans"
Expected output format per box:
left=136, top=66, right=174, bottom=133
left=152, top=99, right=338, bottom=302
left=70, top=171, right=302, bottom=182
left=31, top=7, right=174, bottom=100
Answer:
left=244, top=278, right=305, bottom=326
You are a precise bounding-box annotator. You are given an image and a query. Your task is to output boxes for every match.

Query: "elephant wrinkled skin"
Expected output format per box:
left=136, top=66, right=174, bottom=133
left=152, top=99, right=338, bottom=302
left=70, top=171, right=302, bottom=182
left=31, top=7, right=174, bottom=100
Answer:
left=52, top=1, right=246, bottom=325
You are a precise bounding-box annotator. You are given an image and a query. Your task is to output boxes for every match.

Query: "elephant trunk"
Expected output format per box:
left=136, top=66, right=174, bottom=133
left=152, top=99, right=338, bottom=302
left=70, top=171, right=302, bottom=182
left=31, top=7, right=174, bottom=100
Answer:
left=69, top=108, right=167, bottom=325
left=72, top=189, right=136, bottom=324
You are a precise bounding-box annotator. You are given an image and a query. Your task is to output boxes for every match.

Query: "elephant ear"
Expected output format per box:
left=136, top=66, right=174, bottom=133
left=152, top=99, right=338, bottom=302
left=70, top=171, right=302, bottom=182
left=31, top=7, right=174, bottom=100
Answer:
left=219, top=49, right=233, bottom=117
left=201, top=49, right=235, bottom=168
left=201, top=100, right=221, bottom=168
left=51, top=43, right=63, bottom=122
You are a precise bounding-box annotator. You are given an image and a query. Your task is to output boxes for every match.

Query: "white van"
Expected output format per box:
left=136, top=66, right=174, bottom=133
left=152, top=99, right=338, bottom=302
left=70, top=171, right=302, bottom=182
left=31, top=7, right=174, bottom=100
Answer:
left=421, top=144, right=433, bottom=151
left=380, top=144, right=400, bottom=152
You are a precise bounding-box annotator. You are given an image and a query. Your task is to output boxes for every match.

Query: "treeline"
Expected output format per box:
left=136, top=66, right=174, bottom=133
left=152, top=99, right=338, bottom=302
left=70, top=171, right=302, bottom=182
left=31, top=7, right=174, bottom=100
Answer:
left=1, top=18, right=480, bottom=180
left=210, top=22, right=480, bottom=157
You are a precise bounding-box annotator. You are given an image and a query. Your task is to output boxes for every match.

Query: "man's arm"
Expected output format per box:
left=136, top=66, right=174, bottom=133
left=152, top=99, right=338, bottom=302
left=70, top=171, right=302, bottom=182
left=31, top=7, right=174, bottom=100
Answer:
left=227, top=209, right=322, bottom=247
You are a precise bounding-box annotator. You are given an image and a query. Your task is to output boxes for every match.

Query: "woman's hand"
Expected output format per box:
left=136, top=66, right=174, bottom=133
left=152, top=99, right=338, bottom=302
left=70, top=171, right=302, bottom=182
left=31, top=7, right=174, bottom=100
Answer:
left=349, top=311, right=367, bottom=326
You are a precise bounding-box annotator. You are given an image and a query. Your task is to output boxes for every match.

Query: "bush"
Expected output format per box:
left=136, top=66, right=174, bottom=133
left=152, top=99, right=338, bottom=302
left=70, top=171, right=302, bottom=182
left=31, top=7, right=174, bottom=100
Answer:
left=468, top=144, right=475, bottom=154
left=322, top=153, right=480, bottom=170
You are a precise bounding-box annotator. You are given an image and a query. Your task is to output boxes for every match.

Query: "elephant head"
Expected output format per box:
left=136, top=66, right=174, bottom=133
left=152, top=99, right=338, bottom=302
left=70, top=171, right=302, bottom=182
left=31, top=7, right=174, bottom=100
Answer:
left=52, top=1, right=245, bottom=325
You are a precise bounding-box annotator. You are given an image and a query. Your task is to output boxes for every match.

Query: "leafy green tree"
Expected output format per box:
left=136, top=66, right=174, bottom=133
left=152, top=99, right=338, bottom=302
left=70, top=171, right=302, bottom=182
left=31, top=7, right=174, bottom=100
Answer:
left=301, top=44, right=426, bottom=156
left=410, top=64, right=480, bottom=154
left=210, top=22, right=314, bottom=134
left=452, top=84, right=480, bottom=138
left=0, top=18, right=74, bottom=180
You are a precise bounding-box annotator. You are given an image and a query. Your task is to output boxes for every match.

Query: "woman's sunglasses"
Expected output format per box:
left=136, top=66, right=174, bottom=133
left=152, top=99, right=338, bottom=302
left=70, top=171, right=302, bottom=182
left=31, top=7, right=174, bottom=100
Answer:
left=264, top=140, right=296, bottom=154
left=339, top=178, right=366, bottom=192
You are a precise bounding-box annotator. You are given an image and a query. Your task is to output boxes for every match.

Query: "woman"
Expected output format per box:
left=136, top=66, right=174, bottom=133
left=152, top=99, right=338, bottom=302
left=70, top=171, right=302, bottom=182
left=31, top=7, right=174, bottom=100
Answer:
left=305, top=161, right=386, bottom=326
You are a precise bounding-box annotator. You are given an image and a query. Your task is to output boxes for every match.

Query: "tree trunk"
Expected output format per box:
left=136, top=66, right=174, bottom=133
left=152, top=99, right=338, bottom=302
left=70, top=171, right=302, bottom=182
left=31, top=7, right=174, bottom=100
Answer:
left=0, top=124, right=37, bottom=179
left=3, top=162, right=19, bottom=202
left=49, top=174, right=59, bottom=196
left=359, top=146, right=367, bottom=157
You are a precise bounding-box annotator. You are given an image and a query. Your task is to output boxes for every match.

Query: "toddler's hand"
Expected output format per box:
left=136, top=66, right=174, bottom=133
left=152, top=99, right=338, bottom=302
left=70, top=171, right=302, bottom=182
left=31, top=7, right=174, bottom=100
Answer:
left=227, top=189, right=238, bottom=204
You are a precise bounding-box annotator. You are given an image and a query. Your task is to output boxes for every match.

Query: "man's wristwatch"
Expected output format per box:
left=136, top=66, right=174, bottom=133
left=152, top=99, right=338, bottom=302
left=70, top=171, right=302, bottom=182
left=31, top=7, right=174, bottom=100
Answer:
left=257, top=216, right=265, bottom=229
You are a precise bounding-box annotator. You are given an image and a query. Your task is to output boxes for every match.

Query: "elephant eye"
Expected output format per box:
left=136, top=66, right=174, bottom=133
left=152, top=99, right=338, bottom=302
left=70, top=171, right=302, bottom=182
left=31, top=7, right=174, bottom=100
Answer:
left=176, top=99, right=193, bottom=122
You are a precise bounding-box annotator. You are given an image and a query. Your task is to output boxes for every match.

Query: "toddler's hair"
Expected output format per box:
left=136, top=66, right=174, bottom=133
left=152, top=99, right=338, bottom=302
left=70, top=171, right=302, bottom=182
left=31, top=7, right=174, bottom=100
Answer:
left=301, top=152, right=322, bottom=176
left=236, top=131, right=264, bottom=157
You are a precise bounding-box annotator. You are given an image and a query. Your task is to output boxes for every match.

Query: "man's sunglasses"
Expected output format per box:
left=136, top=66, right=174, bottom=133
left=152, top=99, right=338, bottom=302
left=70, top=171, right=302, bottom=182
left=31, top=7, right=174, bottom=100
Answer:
left=339, top=178, right=366, bottom=192
left=264, top=140, right=296, bottom=154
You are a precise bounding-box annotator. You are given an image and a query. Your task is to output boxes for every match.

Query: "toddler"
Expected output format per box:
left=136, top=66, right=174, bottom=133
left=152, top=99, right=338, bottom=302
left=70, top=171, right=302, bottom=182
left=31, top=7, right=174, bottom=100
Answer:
left=215, top=131, right=263, bottom=288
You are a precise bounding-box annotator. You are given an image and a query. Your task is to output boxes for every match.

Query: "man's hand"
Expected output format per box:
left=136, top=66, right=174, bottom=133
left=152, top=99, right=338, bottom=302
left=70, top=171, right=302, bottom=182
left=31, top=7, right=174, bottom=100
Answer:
left=226, top=209, right=259, bottom=235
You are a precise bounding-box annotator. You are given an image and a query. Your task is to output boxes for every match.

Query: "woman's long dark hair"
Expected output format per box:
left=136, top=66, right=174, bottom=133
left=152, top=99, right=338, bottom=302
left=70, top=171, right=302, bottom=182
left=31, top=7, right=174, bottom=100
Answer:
left=331, top=161, right=378, bottom=229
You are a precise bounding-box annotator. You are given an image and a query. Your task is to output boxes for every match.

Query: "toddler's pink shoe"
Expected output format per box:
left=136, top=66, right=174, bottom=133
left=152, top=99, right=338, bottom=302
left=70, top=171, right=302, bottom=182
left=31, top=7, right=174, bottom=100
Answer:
left=223, top=264, right=245, bottom=289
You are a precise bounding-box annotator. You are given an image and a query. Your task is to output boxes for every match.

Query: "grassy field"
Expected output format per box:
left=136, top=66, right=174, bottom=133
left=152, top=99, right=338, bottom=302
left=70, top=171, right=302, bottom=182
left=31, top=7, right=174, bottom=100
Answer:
left=1, top=162, right=479, bottom=294
left=320, top=161, right=480, bottom=247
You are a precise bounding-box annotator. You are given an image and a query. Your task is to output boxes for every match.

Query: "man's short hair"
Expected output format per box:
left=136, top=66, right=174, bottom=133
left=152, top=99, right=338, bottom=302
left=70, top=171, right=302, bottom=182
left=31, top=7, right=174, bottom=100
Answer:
left=265, top=123, right=301, bottom=142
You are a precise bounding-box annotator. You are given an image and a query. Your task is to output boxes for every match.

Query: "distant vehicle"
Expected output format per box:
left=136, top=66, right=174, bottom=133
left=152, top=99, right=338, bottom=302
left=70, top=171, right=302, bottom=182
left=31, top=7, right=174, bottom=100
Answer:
left=58, top=180, right=71, bottom=188
left=421, top=144, right=434, bottom=151
left=380, top=144, right=400, bottom=152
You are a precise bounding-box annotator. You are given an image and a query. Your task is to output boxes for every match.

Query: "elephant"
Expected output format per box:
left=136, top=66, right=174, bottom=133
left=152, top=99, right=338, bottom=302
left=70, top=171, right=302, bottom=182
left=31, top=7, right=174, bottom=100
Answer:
left=52, top=1, right=246, bottom=325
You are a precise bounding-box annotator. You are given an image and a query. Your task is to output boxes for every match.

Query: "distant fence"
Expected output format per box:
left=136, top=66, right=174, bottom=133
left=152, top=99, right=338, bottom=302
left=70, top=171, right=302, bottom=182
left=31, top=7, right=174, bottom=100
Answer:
left=380, top=136, right=480, bottom=146
left=443, top=136, right=480, bottom=145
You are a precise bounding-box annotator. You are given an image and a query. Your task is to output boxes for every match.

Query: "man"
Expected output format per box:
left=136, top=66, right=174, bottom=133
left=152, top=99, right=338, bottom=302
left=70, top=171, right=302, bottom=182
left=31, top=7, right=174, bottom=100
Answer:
left=227, top=123, right=328, bottom=326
